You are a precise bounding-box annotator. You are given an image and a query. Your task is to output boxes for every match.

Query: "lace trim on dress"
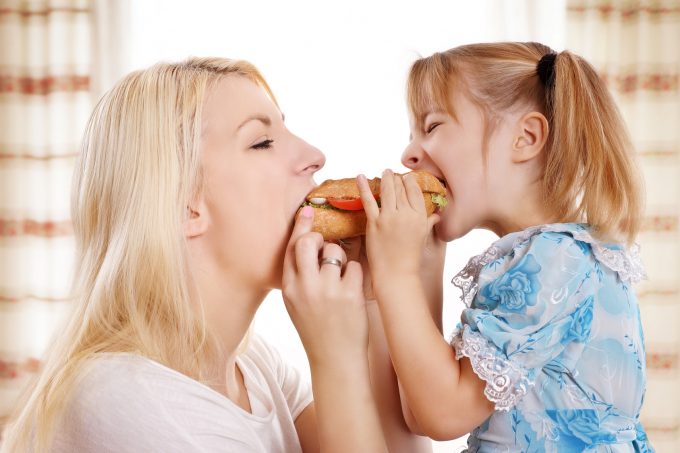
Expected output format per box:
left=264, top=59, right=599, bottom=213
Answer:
left=451, top=224, right=645, bottom=307
left=541, top=224, right=646, bottom=285
left=451, top=326, right=534, bottom=412
left=451, top=242, right=506, bottom=307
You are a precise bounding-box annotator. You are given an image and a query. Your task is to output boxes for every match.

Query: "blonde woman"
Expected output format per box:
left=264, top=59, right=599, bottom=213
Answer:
left=0, top=58, right=400, bottom=452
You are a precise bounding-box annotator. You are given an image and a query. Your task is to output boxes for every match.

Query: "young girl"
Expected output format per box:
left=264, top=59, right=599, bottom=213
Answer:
left=357, top=42, right=653, bottom=452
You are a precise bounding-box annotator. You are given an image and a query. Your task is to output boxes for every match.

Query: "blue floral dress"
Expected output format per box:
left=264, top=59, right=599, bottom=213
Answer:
left=450, top=223, right=654, bottom=452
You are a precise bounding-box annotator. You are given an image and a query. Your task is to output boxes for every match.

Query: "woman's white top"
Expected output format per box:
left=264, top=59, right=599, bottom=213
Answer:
left=51, top=335, right=313, bottom=452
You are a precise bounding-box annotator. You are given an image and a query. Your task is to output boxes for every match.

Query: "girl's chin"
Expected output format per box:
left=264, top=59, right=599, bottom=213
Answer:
left=434, top=218, right=458, bottom=242
left=435, top=211, right=472, bottom=242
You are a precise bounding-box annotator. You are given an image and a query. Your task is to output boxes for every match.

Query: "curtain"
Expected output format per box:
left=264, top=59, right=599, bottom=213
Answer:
left=0, top=0, right=92, bottom=431
left=567, top=1, right=680, bottom=451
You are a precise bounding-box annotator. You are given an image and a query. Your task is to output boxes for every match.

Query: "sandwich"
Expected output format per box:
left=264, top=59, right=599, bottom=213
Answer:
left=301, top=170, right=448, bottom=241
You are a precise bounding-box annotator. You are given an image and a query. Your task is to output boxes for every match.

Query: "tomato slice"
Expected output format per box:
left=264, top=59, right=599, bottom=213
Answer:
left=327, top=198, right=365, bottom=211
left=327, top=194, right=379, bottom=211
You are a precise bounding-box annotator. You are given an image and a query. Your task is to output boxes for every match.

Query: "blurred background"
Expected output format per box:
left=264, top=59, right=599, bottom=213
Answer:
left=0, top=0, right=678, bottom=451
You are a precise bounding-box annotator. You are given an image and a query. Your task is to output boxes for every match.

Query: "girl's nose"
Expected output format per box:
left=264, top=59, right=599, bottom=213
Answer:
left=401, top=141, right=423, bottom=170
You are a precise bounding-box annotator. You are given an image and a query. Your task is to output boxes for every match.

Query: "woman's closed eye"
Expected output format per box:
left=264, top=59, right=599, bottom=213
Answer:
left=252, top=138, right=274, bottom=150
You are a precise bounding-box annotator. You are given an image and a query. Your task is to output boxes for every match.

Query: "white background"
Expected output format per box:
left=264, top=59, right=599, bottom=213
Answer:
left=126, top=1, right=566, bottom=450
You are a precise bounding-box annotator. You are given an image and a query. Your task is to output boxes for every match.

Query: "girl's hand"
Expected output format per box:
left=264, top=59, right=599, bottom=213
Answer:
left=422, top=220, right=447, bottom=279
left=338, top=236, right=375, bottom=301
left=357, top=170, right=440, bottom=286
left=282, top=206, right=368, bottom=367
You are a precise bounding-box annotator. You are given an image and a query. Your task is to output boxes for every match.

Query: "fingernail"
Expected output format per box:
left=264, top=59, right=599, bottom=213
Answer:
left=301, top=206, right=314, bottom=218
left=357, top=174, right=366, bottom=185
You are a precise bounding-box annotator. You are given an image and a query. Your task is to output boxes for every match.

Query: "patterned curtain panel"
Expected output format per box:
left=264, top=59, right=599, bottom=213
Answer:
left=567, top=1, right=680, bottom=451
left=0, top=0, right=92, bottom=430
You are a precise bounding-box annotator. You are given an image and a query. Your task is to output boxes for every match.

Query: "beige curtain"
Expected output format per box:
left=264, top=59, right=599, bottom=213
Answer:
left=0, top=0, right=93, bottom=430
left=567, top=1, right=680, bottom=451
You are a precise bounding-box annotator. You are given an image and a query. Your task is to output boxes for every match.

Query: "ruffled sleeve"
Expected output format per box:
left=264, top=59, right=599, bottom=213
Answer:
left=451, top=230, right=599, bottom=411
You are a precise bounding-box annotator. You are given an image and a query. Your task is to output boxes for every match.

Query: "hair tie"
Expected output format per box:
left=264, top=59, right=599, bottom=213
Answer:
left=537, top=53, right=557, bottom=88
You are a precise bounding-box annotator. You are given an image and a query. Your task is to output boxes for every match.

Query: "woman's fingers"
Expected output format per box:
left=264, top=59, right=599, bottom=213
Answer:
left=294, top=231, right=324, bottom=279
left=319, top=242, right=347, bottom=278
left=357, top=174, right=380, bottom=219
left=283, top=206, right=316, bottom=283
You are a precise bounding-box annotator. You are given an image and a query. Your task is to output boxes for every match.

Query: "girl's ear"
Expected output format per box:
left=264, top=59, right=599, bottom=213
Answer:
left=183, top=195, right=210, bottom=238
left=512, top=111, right=549, bottom=163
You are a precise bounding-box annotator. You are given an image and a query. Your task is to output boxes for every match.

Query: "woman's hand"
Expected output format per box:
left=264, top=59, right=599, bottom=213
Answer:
left=357, top=170, right=440, bottom=291
left=282, top=206, right=368, bottom=367
left=283, top=207, right=388, bottom=453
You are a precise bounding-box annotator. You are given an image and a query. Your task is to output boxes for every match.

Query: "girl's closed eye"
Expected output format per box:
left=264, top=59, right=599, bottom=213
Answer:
left=252, top=138, right=274, bottom=150
left=426, top=122, right=441, bottom=134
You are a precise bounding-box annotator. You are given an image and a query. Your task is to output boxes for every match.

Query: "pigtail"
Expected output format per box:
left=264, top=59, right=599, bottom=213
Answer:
left=545, top=51, right=643, bottom=244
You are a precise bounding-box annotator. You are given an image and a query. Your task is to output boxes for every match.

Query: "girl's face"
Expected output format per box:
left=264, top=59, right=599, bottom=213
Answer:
left=197, top=76, right=325, bottom=289
left=402, top=90, right=516, bottom=241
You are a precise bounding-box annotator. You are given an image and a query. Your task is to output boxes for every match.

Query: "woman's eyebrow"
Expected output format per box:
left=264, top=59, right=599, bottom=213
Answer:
left=237, top=115, right=272, bottom=131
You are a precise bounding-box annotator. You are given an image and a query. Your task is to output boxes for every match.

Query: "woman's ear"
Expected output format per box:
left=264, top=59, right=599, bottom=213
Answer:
left=511, top=111, right=549, bottom=163
left=183, top=196, right=210, bottom=239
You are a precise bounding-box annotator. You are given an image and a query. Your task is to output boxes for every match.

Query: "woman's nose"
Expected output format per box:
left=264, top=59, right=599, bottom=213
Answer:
left=401, top=141, right=422, bottom=170
left=298, top=139, right=326, bottom=175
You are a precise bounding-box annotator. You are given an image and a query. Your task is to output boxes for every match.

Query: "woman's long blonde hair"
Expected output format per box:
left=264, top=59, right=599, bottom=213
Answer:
left=407, top=42, right=644, bottom=244
left=1, top=57, right=276, bottom=452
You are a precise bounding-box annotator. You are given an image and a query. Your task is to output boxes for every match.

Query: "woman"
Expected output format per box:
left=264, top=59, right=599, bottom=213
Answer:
left=1, top=57, right=396, bottom=452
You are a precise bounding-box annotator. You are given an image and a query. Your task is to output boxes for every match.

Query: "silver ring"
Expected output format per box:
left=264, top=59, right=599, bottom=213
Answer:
left=320, top=257, right=343, bottom=268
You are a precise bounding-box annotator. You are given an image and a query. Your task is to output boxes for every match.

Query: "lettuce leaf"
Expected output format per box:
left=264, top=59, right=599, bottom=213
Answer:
left=431, top=193, right=448, bottom=210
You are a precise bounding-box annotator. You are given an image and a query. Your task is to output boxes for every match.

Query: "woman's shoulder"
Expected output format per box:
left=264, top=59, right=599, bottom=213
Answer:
left=55, top=353, right=255, bottom=451
left=239, top=334, right=307, bottom=390
left=71, top=353, right=224, bottom=411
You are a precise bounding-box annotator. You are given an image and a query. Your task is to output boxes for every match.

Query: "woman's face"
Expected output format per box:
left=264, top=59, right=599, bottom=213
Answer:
left=198, top=76, right=325, bottom=289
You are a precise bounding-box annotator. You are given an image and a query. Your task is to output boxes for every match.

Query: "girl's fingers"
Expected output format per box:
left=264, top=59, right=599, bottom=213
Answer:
left=394, top=174, right=408, bottom=208
left=379, top=169, right=396, bottom=212
left=337, top=237, right=361, bottom=262
left=342, top=260, right=364, bottom=291
left=427, top=212, right=441, bottom=231
left=357, top=174, right=380, bottom=219
left=404, top=173, right=426, bottom=211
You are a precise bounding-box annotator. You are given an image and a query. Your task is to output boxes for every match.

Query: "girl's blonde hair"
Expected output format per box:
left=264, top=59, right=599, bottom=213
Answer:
left=407, top=42, right=643, bottom=244
left=1, top=57, right=275, bottom=452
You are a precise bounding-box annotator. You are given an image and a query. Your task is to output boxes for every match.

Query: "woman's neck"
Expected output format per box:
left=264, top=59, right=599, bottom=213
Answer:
left=190, top=264, right=269, bottom=404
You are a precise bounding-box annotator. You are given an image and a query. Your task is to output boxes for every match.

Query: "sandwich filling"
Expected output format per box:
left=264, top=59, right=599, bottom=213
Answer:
left=302, top=193, right=447, bottom=212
